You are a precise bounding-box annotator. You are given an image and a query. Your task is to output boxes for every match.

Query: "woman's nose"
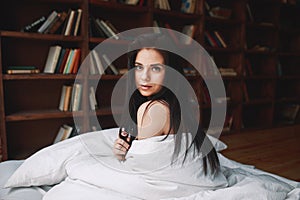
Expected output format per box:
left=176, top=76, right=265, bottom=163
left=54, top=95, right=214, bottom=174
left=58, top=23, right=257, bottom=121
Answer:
left=141, top=68, right=150, bottom=81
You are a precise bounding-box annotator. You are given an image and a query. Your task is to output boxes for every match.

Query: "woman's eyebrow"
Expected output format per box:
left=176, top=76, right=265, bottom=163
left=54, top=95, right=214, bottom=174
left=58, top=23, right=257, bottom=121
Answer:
left=134, top=62, right=143, bottom=65
left=134, top=62, right=164, bottom=66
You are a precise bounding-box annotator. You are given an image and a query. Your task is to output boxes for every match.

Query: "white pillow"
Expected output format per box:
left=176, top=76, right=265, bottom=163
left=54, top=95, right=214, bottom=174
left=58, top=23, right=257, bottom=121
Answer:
left=4, top=128, right=119, bottom=188
left=4, top=136, right=84, bottom=188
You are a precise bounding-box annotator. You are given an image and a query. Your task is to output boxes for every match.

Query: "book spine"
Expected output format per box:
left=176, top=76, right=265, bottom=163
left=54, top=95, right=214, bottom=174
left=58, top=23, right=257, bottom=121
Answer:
left=44, top=45, right=62, bottom=73
left=73, top=9, right=82, bottom=36
left=7, top=69, right=40, bottom=74
left=22, top=16, right=46, bottom=32
left=38, top=11, right=58, bottom=33
left=64, top=10, right=75, bottom=36
left=102, top=54, right=119, bottom=75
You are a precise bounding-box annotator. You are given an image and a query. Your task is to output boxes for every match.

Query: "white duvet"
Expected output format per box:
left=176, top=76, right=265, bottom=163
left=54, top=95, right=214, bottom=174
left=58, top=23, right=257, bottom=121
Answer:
left=3, top=128, right=300, bottom=200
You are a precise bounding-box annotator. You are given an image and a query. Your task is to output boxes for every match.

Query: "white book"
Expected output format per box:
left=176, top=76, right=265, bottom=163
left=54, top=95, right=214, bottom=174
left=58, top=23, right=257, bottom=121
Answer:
left=64, top=10, right=75, bottom=36
left=89, top=86, right=98, bottom=110
left=44, top=45, right=62, bottom=73
left=70, top=83, right=82, bottom=111
left=73, top=9, right=82, bottom=36
left=58, top=85, right=67, bottom=111
left=89, top=54, right=97, bottom=75
left=180, top=25, right=195, bottom=44
left=99, top=20, right=119, bottom=40
left=38, top=11, right=58, bottom=33
left=102, top=54, right=119, bottom=75
left=91, top=50, right=105, bottom=75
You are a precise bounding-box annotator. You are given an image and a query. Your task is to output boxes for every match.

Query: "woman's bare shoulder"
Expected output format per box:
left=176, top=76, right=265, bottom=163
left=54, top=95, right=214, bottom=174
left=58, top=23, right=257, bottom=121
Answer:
left=138, top=100, right=170, bottom=116
left=137, top=100, right=170, bottom=139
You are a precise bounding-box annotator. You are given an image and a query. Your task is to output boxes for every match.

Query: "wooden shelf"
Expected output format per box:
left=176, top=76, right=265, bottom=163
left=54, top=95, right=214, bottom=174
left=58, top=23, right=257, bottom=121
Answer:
left=6, top=110, right=83, bottom=122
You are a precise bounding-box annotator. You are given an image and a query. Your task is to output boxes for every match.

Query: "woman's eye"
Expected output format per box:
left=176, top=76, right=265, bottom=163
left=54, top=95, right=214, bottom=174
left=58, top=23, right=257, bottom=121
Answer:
left=151, top=64, right=164, bottom=72
left=151, top=66, right=161, bottom=72
left=135, top=65, right=143, bottom=70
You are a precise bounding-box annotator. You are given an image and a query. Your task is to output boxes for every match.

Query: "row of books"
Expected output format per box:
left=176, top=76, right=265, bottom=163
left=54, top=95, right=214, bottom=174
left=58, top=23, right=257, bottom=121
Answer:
left=90, top=17, right=120, bottom=40
left=44, top=45, right=81, bottom=74
left=59, top=84, right=82, bottom=112
left=204, top=30, right=227, bottom=48
left=58, top=84, right=100, bottom=112
left=154, top=0, right=171, bottom=10
left=89, top=50, right=120, bottom=75
left=153, top=21, right=196, bottom=45
left=22, top=9, right=82, bottom=36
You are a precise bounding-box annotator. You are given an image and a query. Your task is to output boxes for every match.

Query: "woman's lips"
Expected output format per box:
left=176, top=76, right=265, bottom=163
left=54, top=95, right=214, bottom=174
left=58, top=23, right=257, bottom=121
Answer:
left=140, top=84, right=152, bottom=90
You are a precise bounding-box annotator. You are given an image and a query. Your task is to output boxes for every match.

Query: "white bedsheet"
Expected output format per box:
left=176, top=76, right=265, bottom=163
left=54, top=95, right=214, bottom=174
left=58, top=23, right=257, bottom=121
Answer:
left=1, top=128, right=300, bottom=200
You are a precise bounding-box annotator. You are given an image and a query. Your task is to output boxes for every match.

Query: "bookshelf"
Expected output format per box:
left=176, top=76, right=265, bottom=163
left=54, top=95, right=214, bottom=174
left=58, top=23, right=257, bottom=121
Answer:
left=0, top=0, right=299, bottom=161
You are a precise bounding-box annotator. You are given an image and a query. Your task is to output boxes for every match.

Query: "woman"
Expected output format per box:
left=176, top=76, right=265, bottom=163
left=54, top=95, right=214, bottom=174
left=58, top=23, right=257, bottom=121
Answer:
left=113, top=33, right=221, bottom=176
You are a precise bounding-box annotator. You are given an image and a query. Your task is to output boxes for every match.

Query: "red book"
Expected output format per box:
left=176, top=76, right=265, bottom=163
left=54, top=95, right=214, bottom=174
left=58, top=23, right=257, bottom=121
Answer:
left=72, top=49, right=81, bottom=74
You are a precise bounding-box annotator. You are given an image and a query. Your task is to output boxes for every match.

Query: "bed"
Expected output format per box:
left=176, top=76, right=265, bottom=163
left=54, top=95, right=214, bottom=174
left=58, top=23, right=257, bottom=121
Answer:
left=1, top=128, right=300, bottom=200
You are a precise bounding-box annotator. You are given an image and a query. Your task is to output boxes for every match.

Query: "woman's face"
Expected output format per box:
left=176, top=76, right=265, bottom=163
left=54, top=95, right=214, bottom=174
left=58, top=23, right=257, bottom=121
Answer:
left=134, top=48, right=166, bottom=97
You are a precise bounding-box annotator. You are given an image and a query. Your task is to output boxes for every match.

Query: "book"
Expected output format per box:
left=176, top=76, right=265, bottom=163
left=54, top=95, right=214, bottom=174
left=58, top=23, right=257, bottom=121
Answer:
left=180, top=25, right=196, bottom=44
left=7, top=66, right=37, bottom=70
left=70, top=83, right=82, bottom=111
left=22, top=16, right=46, bottom=32
left=99, top=19, right=119, bottom=40
left=209, top=7, right=232, bottom=19
left=53, top=124, right=73, bottom=144
left=63, top=85, right=73, bottom=111
left=58, top=85, right=72, bottom=111
left=63, top=49, right=75, bottom=74
left=73, top=9, right=82, bottom=36
left=59, top=85, right=67, bottom=111
left=58, top=48, right=71, bottom=74
left=7, top=69, right=40, bottom=74
left=155, top=0, right=171, bottom=10
left=89, top=86, right=98, bottom=110
left=280, top=104, right=300, bottom=124
left=54, top=48, right=67, bottom=73
left=204, top=31, right=218, bottom=47
left=246, top=3, right=254, bottom=22
left=181, top=0, right=196, bottom=14
left=219, top=68, right=237, bottom=76
left=213, top=31, right=227, bottom=48
left=71, top=49, right=81, bottom=74
left=91, top=50, right=105, bottom=75
left=47, top=11, right=68, bottom=34
left=38, top=11, right=58, bottom=33
left=64, top=10, right=75, bottom=36
left=102, top=54, right=119, bottom=75
left=95, top=18, right=112, bottom=38
left=90, top=16, right=107, bottom=38
left=43, top=45, right=62, bottom=73
left=125, top=0, right=140, bottom=5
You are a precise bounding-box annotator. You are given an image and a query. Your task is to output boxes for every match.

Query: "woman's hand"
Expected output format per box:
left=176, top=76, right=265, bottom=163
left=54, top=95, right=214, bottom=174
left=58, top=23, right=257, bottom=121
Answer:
left=113, top=132, right=131, bottom=161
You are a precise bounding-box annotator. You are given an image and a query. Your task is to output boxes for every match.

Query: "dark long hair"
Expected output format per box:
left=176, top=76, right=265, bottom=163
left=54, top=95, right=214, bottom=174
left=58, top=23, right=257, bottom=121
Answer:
left=120, top=33, right=220, bottom=175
